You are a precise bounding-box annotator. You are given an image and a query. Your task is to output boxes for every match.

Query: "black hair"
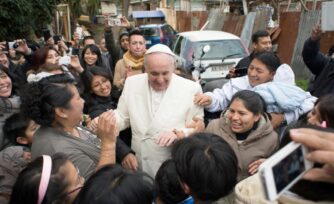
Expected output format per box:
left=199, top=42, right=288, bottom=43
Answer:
left=119, top=31, right=129, bottom=40
left=81, top=44, right=103, bottom=69
left=252, top=30, right=270, bottom=43
left=10, top=153, right=70, bottom=204
left=155, top=159, right=188, bottom=204
left=3, top=112, right=31, bottom=145
left=74, top=164, right=155, bottom=204
left=314, top=94, right=334, bottom=129
left=83, top=36, right=95, bottom=46
left=172, top=133, right=238, bottom=202
left=20, top=74, right=76, bottom=126
left=128, top=29, right=144, bottom=42
left=253, top=51, right=281, bottom=72
left=230, top=90, right=267, bottom=115
left=83, top=65, right=113, bottom=94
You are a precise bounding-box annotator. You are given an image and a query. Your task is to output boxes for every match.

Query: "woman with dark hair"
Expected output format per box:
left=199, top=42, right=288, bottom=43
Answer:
left=206, top=90, right=279, bottom=181
left=81, top=44, right=112, bottom=76
left=10, top=153, right=84, bottom=204
left=31, top=46, right=60, bottom=70
left=0, top=65, right=21, bottom=150
left=307, top=94, right=334, bottom=128
left=83, top=66, right=136, bottom=171
left=20, top=74, right=132, bottom=179
left=74, top=164, right=155, bottom=204
left=83, top=66, right=117, bottom=119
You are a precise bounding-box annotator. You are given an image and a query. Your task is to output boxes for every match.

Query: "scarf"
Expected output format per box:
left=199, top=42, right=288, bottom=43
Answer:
left=123, top=51, right=144, bottom=70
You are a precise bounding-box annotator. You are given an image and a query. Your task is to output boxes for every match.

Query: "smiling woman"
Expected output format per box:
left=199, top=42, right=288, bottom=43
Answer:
left=0, top=65, right=20, bottom=150
left=205, top=90, right=279, bottom=181
left=81, top=44, right=112, bottom=76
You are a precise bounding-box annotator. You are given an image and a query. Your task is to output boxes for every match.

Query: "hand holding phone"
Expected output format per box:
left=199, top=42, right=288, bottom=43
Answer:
left=259, top=141, right=313, bottom=201
left=58, top=56, right=71, bottom=66
left=290, top=128, right=334, bottom=184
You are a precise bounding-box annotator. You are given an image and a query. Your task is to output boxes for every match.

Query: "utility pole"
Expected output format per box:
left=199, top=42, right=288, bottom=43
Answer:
left=123, top=0, right=130, bottom=17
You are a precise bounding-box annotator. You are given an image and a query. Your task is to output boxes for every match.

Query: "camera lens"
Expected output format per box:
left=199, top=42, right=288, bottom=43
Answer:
left=13, top=43, right=19, bottom=49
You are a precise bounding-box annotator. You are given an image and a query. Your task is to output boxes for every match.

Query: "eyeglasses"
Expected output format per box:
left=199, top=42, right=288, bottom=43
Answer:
left=65, top=166, right=84, bottom=196
left=65, top=185, right=83, bottom=196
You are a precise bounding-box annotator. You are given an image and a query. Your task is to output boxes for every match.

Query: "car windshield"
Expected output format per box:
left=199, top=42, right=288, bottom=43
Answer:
left=140, top=27, right=159, bottom=37
left=192, top=40, right=247, bottom=60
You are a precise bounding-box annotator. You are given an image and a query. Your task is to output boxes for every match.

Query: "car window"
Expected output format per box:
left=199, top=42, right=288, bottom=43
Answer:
left=140, top=27, right=159, bottom=37
left=173, top=36, right=184, bottom=55
left=163, top=25, right=173, bottom=35
left=192, top=40, right=247, bottom=60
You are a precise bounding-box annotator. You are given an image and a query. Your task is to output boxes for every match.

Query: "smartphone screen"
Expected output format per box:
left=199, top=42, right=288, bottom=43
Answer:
left=272, top=145, right=305, bottom=193
left=259, top=141, right=314, bottom=201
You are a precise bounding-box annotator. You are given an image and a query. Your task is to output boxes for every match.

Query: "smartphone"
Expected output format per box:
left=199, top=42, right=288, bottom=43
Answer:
left=43, top=29, right=52, bottom=41
left=108, top=18, right=121, bottom=26
left=8, top=41, right=15, bottom=49
left=259, top=141, right=313, bottom=201
left=235, top=67, right=248, bottom=76
left=58, top=56, right=71, bottom=66
left=53, top=35, right=62, bottom=44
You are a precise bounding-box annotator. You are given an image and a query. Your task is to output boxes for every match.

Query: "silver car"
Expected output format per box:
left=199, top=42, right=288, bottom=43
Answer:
left=172, top=30, right=248, bottom=82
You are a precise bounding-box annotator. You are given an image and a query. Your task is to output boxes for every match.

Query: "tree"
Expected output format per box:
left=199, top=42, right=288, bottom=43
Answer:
left=0, top=0, right=56, bottom=40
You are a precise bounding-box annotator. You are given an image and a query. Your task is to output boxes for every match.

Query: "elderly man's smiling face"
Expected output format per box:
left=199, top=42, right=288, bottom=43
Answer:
left=145, top=52, right=175, bottom=92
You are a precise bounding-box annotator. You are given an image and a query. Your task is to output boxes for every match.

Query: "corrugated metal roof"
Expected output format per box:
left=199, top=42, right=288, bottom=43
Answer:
left=240, top=12, right=256, bottom=48
left=131, top=10, right=165, bottom=19
left=290, top=10, right=321, bottom=79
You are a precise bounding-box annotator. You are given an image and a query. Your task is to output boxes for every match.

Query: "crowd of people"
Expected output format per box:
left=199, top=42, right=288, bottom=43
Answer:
left=0, top=18, right=334, bottom=204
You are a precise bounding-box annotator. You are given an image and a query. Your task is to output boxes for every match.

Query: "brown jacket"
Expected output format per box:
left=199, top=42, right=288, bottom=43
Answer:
left=206, top=113, right=279, bottom=181
left=113, top=59, right=144, bottom=89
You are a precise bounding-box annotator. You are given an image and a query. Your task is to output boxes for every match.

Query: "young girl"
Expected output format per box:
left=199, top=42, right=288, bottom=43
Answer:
left=10, top=153, right=84, bottom=204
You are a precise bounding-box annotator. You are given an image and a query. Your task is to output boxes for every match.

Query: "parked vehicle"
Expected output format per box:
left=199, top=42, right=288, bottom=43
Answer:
left=171, top=30, right=248, bottom=83
left=139, top=23, right=177, bottom=48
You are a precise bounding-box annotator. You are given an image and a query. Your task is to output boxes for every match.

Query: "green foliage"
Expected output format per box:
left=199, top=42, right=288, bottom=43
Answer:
left=0, top=0, right=56, bottom=40
left=87, top=0, right=101, bottom=17
left=296, top=79, right=309, bottom=91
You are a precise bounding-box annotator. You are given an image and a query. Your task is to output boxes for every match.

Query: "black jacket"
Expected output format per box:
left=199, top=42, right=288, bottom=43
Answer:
left=84, top=94, right=133, bottom=162
left=302, top=38, right=334, bottom=97
left=85, top=94, right=117, bottom=119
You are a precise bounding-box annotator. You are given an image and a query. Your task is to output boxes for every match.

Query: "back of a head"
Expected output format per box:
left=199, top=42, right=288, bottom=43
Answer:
left=155, top=159, right=189, bottom=204
left=253, top=51, right=281, bottom=72
left=316, top=94, right=334, bottom=128
left=74, top=164, right=155, bottom=204
left=172, top=133, right=238, bottom=202
left=252, top=30, right=270, bottom=43
left=3, top=113, right=30, bottom=145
